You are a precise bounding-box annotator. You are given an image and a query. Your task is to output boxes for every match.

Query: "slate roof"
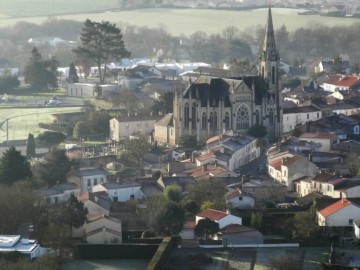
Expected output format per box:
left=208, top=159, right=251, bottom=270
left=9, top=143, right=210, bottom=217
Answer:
left=41, top=183, right=79, bottom=197
left=283, top=106, right=320, bottom=114
left=155, top=113, right=173, bottom=127
left=183, top=75, right=268, bottom=107
left=79, top=168, right=108, bottom=177
left=101, top=181, right=141, bottom=190
left=220, top=224, right=258, bottom=234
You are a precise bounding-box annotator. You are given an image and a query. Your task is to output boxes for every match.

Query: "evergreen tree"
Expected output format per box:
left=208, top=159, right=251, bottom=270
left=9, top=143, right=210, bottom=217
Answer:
left=39, top=149, right=74, bottom=186
left=0, top=146, right=32, bottom=184
left=194, top=218, right=220, bottom=239
left=26, top=133, right=36, bottom=158
left=66, top=194, right=88, bottom=237
left=73, top=121, right=89, bottom=140
left=68, top=62, right=79, bottom=83
left=74, top=19, right=130, bottom=84
left=36, top=131, right=66, bottom=151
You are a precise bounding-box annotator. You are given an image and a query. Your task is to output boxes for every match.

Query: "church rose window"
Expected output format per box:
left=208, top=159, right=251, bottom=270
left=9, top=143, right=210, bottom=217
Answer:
left=236, top=105, right=250, bottom=129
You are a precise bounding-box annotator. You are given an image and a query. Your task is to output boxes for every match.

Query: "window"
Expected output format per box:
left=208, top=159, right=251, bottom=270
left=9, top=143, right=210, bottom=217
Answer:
left=214, top=111, right=217, bottom=129
left=239, top=196, right=243, bottom=201
left=307, top=114, right=309, bottom=119
left=236, top=105, right=250, bottom=129
left=87, top=179, right=91, bottom=186
left=317, top=112, right=320, bottom=118
left=94, top=178, right=97, bottom=185
left=54, top=197, right=58, bottom=204
left=184, top=103, right=189, bottom=128
left=224, top=112, right=230, bottom=129
left=192, top=103, right=197, bottom=129
left=269, top=109, right=274, bottom=125
left=210, top=112, right=214, bottom=129
left=202, top=112, right=207, bottom=129
left=349, top=219, right=354, bottom=225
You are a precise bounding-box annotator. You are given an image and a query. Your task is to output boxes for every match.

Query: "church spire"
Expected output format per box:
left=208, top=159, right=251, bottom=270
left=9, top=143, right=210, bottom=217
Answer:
left=259, top=6, right=279, bottom=91
left=261, top=7, right=277, bottom=62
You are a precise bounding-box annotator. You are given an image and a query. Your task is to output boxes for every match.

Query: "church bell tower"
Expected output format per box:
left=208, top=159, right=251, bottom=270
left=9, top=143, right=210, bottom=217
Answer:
left=259, top=7, right=279, bottom=93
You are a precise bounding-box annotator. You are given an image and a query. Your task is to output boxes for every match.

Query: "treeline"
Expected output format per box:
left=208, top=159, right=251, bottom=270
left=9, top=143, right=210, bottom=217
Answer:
left=1, top=18, right=360, bottom=71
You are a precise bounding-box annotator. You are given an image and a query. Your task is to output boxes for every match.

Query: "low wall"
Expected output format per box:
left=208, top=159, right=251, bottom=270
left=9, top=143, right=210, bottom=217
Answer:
left=198, top=243, right=299, bottom=248
left=146, top=237, right=175, bottom=270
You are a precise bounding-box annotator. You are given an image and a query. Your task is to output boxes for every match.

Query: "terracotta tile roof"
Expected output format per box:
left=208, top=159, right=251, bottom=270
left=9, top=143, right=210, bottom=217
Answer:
left=183, top=220, right=196, bottom=230
left=197, top=209, right=227, bottom=221
left=195, top=152, right=215, bottom=162
left=325, top=74, right=360, bottom=88
left=300, top=132, right=337, bottom=139
left=269, top=159, right=282, bottom=171
left=206, top=134, right=223, bottom=144
left=282, top=155, right=302, bottom=166
left=183, top=164, right=234, bottom=179
left=319, top=199, right=351, bottom=218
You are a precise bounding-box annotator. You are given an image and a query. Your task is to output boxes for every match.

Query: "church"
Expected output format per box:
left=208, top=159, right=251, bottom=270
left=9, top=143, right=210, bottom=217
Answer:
left=154, top=8, right=282, bottom=146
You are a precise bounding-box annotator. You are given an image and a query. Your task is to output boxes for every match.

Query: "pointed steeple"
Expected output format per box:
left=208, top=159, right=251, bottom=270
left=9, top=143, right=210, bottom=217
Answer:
left=261, top=7, right=277, bottom=62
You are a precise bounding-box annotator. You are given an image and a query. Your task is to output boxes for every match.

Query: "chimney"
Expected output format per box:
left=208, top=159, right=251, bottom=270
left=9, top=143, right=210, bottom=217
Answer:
left=202, top=164, right=207, bottom=172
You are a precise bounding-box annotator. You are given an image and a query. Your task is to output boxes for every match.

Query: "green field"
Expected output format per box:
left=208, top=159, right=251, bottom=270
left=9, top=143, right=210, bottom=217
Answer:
left=0, top=106, right=83, bottom=143
left=0, top=6, right=359, bottom=36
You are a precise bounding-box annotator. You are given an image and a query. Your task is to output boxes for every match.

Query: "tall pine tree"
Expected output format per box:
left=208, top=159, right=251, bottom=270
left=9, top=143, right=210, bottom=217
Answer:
left=26, top=133, right=36, bottom=158
left=68, top=62, right=79, bottom=83
left=0, top=146, right=32, bottom=184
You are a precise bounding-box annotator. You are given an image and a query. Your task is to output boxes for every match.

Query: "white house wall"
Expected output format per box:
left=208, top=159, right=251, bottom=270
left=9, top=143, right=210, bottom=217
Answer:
left=318, top=204, right=360, bottom=227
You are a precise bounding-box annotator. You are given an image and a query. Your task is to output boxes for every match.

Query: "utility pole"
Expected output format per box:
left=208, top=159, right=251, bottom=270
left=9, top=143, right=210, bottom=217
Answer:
left=6, top=119, right=8, bottom=146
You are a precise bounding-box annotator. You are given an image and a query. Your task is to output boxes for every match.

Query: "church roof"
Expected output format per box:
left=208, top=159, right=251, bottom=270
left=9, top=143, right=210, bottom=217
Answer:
left=155, top=113, right=173, bottom=127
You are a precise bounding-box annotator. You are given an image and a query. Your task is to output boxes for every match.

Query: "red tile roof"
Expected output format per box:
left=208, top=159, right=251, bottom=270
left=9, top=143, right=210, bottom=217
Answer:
left=300, top=133, right=336, bottom=139
left=206, top=134, right=223, bottom=144
left=325, top=74, right=360, bottom=88
left=319, top=199, right=351, bottom=218
left=269, top=159, right=282, bottom=171
left=195, top=152, right=215, bottom=162
left=197, top=209, right=227, bottom=221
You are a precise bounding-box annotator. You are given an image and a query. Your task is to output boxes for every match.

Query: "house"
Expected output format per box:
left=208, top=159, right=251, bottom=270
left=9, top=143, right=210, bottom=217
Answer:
left=143, top=148, right=168, bottom=163
left=317, top=178, right=360, bottom=199
left=315, top=60, right=350, bottom=74
left=299, top=132, right=337, bottom=152
left=180, top=220, right=196, bottom=240
left=85, top=215, right=122, bottom=244
left=322, top=74, right=360, bottom=93
left=282, top=106, right=322, bottom=133
left=67, top=83, right=119, bottom=97
left=225, top=188, right=255, bottom=209
left=181, top=163, right=237, bottom=181
left=69, top=168, right=109, bottom=193
left=80, top=192, right=111, bottom=218
left=205, top=131, right=260, bottom=171
left=154, top=113, right=175, bottom=145
left=295, top=172, right=336, bottom=197
left=220, top=224, right=263, bottom=246
left=109, top=114, right=161, bottom=142
left=92, top=181, right=145, bottom=202
left=40, top=183, right=80, bottom=204
left=170, top=148, right=186, bottom=161
left=196, top=209, right=242, bottom=229
left=318, top=198, right=360, bottom=227
left=157, top=175, right=195, bottom=192
left=0, top=235, right=44, bottom=259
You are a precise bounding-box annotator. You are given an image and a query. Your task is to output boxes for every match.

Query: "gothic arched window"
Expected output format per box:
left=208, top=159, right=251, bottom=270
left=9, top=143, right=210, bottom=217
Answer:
left=191, top=103, right=197, bottom=129
left=236, top=105, right=250, bottom=129
left=272, top=66, right=276, bottom=84
left=202, top=112, right=207, bottom=129
left=184, top=103, right=189, bottom=128
left=255, top=110, right=260, bottom=126
left=209, top=112, right=214, bottom=129
left=225, top=112, right=230, bottom=129
left=214, top=111, right=218, bottom=129
left=269, top=108, right=274, bottom=125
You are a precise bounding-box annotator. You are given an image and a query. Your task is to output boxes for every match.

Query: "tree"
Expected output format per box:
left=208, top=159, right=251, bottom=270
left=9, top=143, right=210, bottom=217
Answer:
left=74, top=19, right=130, bottom=84
left=194, top=218, right=220, bottom=239
left=152, top=91, right=173, bottom=115
left=178, top=134, right=198, bottom=149
left=66, top=194, right=88, bottom=237
left=0, top=71, right=20, bottom=94
left=24, top=47, right=59, bottom=91
left=88, top=110, right=110, bottom=137
left=68, top=62, right=79, bottom=83
left=150, top=201, right=185, bottom=236
left=293, top=201, right=318, bottom=239
left=164, top=184, right=182, bottom=202
left=36, top=131, right=66, bottom=151
left=73, top=121, right=89, bottom=140
left=251, top=212, right=263, bottom=231
left=26, top=133, right=36, bottom=158
left=183, top=200, right=200, bottom=216
left=123, top=136, right=151, bottom=165
left=200, top=201, right=216, bottom=211
left=39, top=149, right=74, bottom=186
left=185, top=180, right=227, bottom=211
left=0, top=146, right=32, bottom=185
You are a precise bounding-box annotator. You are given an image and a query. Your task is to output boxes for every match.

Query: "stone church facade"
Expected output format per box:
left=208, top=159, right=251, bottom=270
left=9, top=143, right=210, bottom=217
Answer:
left=154, top=8, right=282, bottom=146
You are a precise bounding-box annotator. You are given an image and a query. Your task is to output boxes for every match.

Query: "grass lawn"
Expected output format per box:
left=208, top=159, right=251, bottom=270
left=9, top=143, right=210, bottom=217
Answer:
left=0, top=7, right=359, bottom=36
left=0, top=106, right=83, bottom=143
left=62, top=259, right=149, bottom=270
